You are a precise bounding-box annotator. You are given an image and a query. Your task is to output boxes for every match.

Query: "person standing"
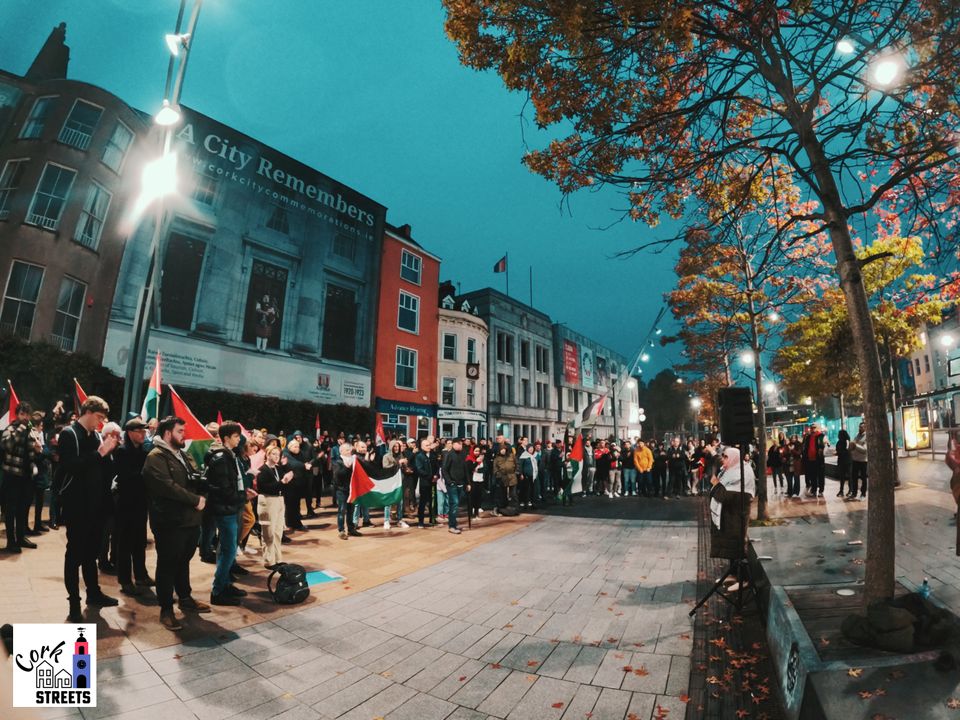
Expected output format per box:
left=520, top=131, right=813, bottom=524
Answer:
left=767, top=441, right=784, bottom=495
left=204, top=422, right=247, bottom=606
left=621, top=440, right=637, bottom=496
left=255, top=446, right=291, bottom=568
left=849, top=423, right=868, bottom=499
left=415, top=437, right=437, bottom=528
left=609, top=446, right=623, bottom=497
left=804, top=424, right=826, bottom=497
left=583, top=440, right=596, bottom=495
left=492, top=442, right=517, bottom=512
left=836, top=428, right=851, bottom=498
left=114, top=418, right=153, bottom=596
left=652, top=441, right=668, bottom=498
left=594, top=441, right=612, bottom=497
left=142, top=416, right=209, bottom=631
left=518, top=444, right=537, bottom=509
left=332, top=443, right=362, bottom=538
left=57, top=397, right=119, bottom=622
left=441, top=438, right=468, bottom=533
left=633, top=440, right=653, bottom=497
left=1, top=402, right=39, bottom=552
left=28, top=413, right=52, bottom=535
left=281, top=438, right=310, bottom=532
left=666, top=437, right=687, bottom=498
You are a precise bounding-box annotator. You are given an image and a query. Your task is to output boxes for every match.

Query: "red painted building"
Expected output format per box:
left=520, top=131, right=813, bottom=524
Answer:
left=372, top=223, right=440, bottom=440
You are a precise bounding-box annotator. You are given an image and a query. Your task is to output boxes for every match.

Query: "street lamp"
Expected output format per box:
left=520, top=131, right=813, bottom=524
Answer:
left=740, top=350, right=755, bottom=365
left=691, top=397, right=702, bottom=440
left=836, top=38, right=856, bottom=54
left=640, top=352, right=650, bottom=362
left=870, top=54, right=905, bottom=87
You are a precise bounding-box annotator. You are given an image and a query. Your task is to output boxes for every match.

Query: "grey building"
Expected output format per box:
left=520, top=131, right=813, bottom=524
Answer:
left=460, top=288, right=557, bottom=442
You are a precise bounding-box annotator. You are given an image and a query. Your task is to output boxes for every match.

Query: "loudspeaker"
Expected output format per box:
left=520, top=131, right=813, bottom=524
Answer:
left=717, top=386, right=755, bottom=446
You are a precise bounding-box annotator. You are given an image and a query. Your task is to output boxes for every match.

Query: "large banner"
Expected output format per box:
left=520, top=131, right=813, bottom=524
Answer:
left=563, top=340, right=580, bottom=385
left=580, top=347, right=595, bottom=389
left=596, top=355, right=609, bottom=390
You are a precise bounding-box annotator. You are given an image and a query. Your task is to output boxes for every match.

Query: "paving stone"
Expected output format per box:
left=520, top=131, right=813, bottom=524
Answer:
left=500, top=636, right=559, bottom=673
left=476, top=669, right=538, bottom=718
left=479, top=631, right=524, bottom=664
left=625, top=692, right=657, bottom=720
left=591, top=648, right=632, bottom=689
left=185, top=677, right=286, bottom=720
left=537, top=642, right=582, bottom=680
left=665, top=655, right=691, bottom=696
left=296, top=666, right=368, bottom=707
left=386, top=645, right=445, bottom=684
left=338, top=682, right=418, bottom=720
left=386, top=691, right=458, bottom=720
left=462, top=628, right=508, bottom=660
left=429, top=658, right=486, bottom=700
left=590, top=687, right=632, bottom=720
left=406, top=652, right=463, bottom=692
left=619, top=650, right=671, bottom=695
left=446, top=707, right=488, bottom=720
left=560, top=684, right=602, bottom=720
left=505, top=675, right=579, bottom=720
left=81, top=683, right=178, bottom=720
left=448, top=664, right=513, bottom=709
left=441, top=621, right=494, bottom=656
left=315, top=672, right=393, bottom=718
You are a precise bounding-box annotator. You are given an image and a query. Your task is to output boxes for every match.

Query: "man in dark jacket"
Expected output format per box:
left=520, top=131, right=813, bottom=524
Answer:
left=115, top=418, right=153, bottom=596
left=441, top=439, right=468, bottom=534
left=1, top=401, right=40, bottom=552
left=204, top=422, right=247, bottom=606
left=143, top=416, right=208, bottom=631
left=332, top=442, right=361, bottom=539
left=415, top=437, right=437, bottom=528
left=57, top=396, right=119, bottom=622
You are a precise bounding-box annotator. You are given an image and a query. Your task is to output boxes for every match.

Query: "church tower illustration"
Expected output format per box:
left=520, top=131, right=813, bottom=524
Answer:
left=72, top=630, right=90, bottom=689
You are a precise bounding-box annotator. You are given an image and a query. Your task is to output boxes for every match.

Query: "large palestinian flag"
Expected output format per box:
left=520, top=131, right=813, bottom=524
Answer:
left=568, top=433, right=584, bottom=495
left=348, top=458, right=402, bottom=509
left=140, top=353, right=162, bottom=421
left=168, top=385, right=215, bottom=467
left=0, top=380, right=18, bottom=432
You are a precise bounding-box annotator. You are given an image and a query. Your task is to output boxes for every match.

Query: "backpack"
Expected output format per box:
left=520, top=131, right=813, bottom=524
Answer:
left=267, top=563, right=310, bottom=604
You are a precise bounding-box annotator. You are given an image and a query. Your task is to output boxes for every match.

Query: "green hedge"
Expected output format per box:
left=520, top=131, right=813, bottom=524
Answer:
left=0, top=335, right=374, bottom=436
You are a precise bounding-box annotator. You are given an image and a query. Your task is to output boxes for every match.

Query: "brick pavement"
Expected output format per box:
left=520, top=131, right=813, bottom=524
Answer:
left=9, top=499, right=699, bottom=720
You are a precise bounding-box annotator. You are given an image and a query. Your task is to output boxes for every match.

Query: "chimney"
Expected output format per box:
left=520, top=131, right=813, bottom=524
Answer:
left=26, top=23, right=70, bottom=81
left=399, top=223, right=412, bottom=239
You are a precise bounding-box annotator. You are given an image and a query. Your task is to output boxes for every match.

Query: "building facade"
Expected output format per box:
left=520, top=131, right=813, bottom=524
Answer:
left=553, top=323, right=637, bottom=440
left=459, top=288, right=556, bottom=442
left=437, top=287, right=488, bottom=439
left=0, top=24, right=149, bottom=359
left=372, top=224, right=440, bottom=439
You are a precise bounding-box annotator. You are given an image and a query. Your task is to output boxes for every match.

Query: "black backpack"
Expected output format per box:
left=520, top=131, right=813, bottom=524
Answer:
left=267, top=563, right=310, bottom=604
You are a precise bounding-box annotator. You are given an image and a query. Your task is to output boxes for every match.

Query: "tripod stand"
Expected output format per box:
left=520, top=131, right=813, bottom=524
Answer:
left=689, top=442, right=759, bottom=616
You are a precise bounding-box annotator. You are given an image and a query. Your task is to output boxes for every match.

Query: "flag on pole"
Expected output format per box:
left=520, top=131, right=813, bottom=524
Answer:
left=73, top=378, right=88, bottom=416
left=315, top=413, right=321, bottom=441
left=567, top=433, right=584, bottom=494
left=348, top=459, right=403, bottom=509
left=374, top=414, right=386, bottom=447
left=0, top=380, right=18, bottom=432
left=493, top=255, right=507, bottom=273
left=168, top=385, right=215, bottom=467
left=567, top=395, right=607, bottom=430
left=140, top=353, right=162, bottom=421
left=216, top=410, right=223, bottom=425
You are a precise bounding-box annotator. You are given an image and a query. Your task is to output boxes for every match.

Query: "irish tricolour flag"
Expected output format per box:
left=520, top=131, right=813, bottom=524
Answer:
left=169, top=385, right=215, bottom=468
left=348, top=459, right=403, bottom=509
left=567, top=433, right=584, bottom=495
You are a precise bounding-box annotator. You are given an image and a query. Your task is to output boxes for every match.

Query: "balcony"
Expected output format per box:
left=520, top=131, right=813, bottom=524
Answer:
left=26, top=213, right=59, bottom=230
left=49, top=332, right=76, bottom=352
left=58, top=126, right=93, bottom=151
left=0, top=322, right=31, bottom=340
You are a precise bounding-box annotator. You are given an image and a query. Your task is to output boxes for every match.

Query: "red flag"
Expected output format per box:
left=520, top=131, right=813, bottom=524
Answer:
left=0, top=380, right=18, bottom=431
left=315, top=413, right=321, bottom=440
left=569, top=433, right=584, bottom=462
left=73, top=378, right=88, bottom=416
left=348, top=458, right=375, bottom=504
left=375, top=414, right=386, bottom=446
left=493, top=254, right=507, bottom=273
left=216, top=410, right=223, bottom=425
left=168, top=385, right=214, bottom=441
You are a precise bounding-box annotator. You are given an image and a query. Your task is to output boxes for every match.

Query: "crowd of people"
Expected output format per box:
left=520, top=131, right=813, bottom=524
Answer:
left=0, top=394, right=863, bottom=630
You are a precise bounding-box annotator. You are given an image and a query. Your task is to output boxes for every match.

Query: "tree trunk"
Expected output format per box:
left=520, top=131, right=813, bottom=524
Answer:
left=839, top=392, right=846, bottom=431
left=743, top=250, right=768, bottom=521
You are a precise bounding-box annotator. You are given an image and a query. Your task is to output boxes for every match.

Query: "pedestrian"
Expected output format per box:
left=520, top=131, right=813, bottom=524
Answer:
left=708, top=446, right=756, bottom=564
left=767, top=441, right=784, bottom=494
left=28, top=412, right=52, bottom=535
left=204, top=422, right=248, bottom=606
left=621, top=440, right=637, bottom=496
left=518, top=444, right=537, bottom=509
left=142, top=416, right=210, bottom=631
left=633, top=440, right=653, bottom=497
left=609, top=446, right=623, bottom=497
left=352, top=440, right=375, bottom=528
left=560, top=449, right=576, bottom=506
left=666, top=437, right=686, bottom=497
left=441, top=438, right=468, bottom=533
left=97, top=421, right=121, bottom=575
left=594, top=441, right=612, bottom=497
left=652, top=441, right=668, bottom=498
left=836, top=428, right=851, bottom=497
left=415, top=437, right=437, bottom=528
left=803, top=424, right=826, bottom=497
left=492, top=442, right=517, bottom=512
left=332, top=443, right=362, bottom=538
left=849, top=423, right=867, bottom=499
left=1, top=401, right=40, bottom=552
left=281, top=438, right=310, bottom=531
left=381, top=440, right=410, bottom=529
left=255, top=445, right=290, bottom=568
left=468, top=445, right=485, bottom=518
left=115, top=417, right=153, bottom=596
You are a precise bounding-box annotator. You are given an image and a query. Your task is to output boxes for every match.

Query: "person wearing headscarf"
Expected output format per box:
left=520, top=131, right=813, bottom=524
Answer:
left=708, top=446, right=755, bottom=561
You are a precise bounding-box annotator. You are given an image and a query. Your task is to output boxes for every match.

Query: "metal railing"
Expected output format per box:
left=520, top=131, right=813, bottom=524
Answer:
left=49, top=332, right=76, bottom=352
left=57, top=126, right=92, bottom=151
left=0, top=322, right=30, bottom=340
left=26, top=212, right=59, bottom=230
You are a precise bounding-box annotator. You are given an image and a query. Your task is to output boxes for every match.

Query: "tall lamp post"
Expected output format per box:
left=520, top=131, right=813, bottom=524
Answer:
left=121, top=0, right=204, bottom=416
left=691, top=397, right=702, bottom=440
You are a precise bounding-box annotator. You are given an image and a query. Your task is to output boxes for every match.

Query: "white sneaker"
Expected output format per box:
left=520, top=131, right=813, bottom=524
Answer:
left=242, top=546, right=258, bottom=556
left=614, top=493, right=621, bottom=498
left=398, top=520, right=410, bottom=529
left=384, top=521, right=391, bottom=530
left=606, top=492, right=613, bottom=498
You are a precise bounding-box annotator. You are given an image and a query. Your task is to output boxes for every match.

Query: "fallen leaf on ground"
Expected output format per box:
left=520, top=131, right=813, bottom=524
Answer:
left=735, top=711, right=749, bottom=719
left=819, top=637, right=831, bottom=646
left=458, top=675, right=467, bottom=681
left=504, top=624, right=514, bottom=629
left=679, top=693, right=690, bottom=703
left=847, top=668, right=863, bottom=677
left=551, top=702, right=564, bottom=709
left=679, top=634, right=691, bottom=640
left=887, top=669, right=905, bottom=681
left=490, top=663, right=502, bottom=669
left=622, top=665, right=634, bottom=672
left=874, top=688, right=887, bottom=697
left=859, top=690, right=874, bottom=700
left=527, top=660, right=539, bottom=667
left=634, top=666, right=650, bottom=676
left=948, top=698, right=960, bottom=709
left=607, top=637, right=619, bottom=643
left=380, top=670, right=393, bottom=678
left=633, top=642, right=645, bottom=648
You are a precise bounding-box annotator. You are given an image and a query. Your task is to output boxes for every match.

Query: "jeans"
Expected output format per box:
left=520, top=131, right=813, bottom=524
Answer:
left=335, top=489, right=356, bottom=532
left=438, top=489, right=448, bottom=516
left=851, top=461, right=867, bottom=496
left=200, top=510, right=216, bottom=557
left=154, top=525, right=200, bottom=610
left=352, top=503, right=371, bottom=525
left=788, top=471, right=801, bottom=497
left=622, top=468, right=637, bottom=495
left=637, top=470, right=651, bottom=495
left=212, top=513, right=239, bottom=597
left=417, top=478, right=435, bottom=524
left=447, top=484, right=461, bottom=529
left=584, top=467, right=596, bottom=494
left=2, top=475, right=31, bottom=547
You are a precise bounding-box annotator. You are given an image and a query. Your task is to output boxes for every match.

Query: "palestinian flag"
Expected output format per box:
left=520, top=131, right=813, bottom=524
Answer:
left=567, top=394, right=607, bottom=431
left=73, top=378, right=87, bottom=415
left=348, top=459, right=402, bottom=509
left=216, top=410, right=223, bottom=425
left=168, top=385, right=215, bottom=467
left=0, top=380, right=18, bottom=432
left=140, top=352, right=162, bottom=421
left=374, top=414, right=386, bottom=447
left=315, top=413, right=321, bottom=440
left=567, top=433, right=584, bottom=495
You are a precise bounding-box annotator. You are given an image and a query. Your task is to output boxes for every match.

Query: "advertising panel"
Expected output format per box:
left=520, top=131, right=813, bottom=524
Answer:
left=563, top=340, right=580, bottom=385
left=580, top=347, right=595, bottom=389
left=902, top=405, right=930, bottom=451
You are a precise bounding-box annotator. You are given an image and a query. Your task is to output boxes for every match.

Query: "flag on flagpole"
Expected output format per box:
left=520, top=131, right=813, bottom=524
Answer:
left=567, top=433, right=584, bottom=494
left=493, top=255, right=507, bottom=273
left=140, top=353, right=162, bottom=421
left=216, top=410, right=223, bottom=425
left=315, top=413, right=321, bottom=441
left=168, top=385, right=215, bottom=467
left=73, top=378, right=88, bottom=416
left=0, top=380, right=18, bottom=432
left=567, top=395, right=607, bottom=431
left=348, top=459, right=403, bottom=508
left=374, top=414, right=386, bottom=447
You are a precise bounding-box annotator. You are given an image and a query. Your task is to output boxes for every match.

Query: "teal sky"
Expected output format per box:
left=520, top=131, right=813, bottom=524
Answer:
left=0, top=0, right=682, bottom=377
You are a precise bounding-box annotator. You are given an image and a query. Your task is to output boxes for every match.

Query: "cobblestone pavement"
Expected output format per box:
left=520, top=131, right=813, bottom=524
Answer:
left=31, top=505, right=698, bottom=720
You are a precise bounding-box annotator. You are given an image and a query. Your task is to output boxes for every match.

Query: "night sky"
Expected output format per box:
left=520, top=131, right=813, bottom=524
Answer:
left=1, top=0, right=682, bottom=377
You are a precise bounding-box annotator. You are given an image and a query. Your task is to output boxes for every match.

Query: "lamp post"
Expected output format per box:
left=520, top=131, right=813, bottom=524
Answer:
left=121, top=0, right=204, bottom=417
left=691, top=397, right=702, bottom=440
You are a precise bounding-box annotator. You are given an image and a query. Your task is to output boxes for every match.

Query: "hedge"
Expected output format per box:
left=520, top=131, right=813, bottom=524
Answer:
left=0, top=335, right=375, bottom=436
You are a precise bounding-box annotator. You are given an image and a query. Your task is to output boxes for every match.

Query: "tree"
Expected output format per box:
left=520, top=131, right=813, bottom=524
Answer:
left=444, top=0, right=960, bottom=603
left=637, top=370, right=692, bottom=438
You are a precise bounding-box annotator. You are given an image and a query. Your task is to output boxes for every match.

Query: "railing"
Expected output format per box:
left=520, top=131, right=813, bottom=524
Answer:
left=0, top=322, right=30, bottom=340
left=57, top=126, right=92, bottom=151
left=26, top=212, right=59, bottom=230
left=49, top=332, right=76, bottom=352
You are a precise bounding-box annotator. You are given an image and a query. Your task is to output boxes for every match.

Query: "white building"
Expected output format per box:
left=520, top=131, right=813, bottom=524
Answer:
left=437, top=293, right=489, bottom=439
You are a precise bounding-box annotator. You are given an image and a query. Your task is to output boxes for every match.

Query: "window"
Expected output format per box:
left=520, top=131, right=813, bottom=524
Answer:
left=536, top=382, right=548, bottom=409
left=398, top=291, right=419, bottom=333
left=192, top=167, right=218, bottom=206
left=520, top=340, right=530, bottom=368
left=467, top=380, right=476, bottom=408
left=396, top=347, right=417, bottom=389
left=58, top=100, right=102, bottom=151
left=442, top=332, right=457, bottom=361
left=243, top=260, right=287, bottom=349
left=521, top=378, right=531, bottom=405
left=496, top=332, right=513, bottom=363
left=382, top=413, right=408, bottom=438
left=440, top=421, right=457, bottom=438
left=51, top=276, right=85, bottom=351
left=322, top=284, right=357, bottom=363
left=916, top=358, right=922, bottom=375
left=101, top=121, right=134, bottom=172
left=333, top=234, right=356, bottom=261
left=925, top=354, right=931, bottom=373
left=497, top=373, right=512, bottom=404
left=442, top=377, right=456, bottom=405
left=0, top=159, right=27, bottom=220
left=536, top=345, right=549, bottom=373
left=26, top=163, right=76, bottom=230
left=159, top=234, right=205, bottom=330
left=0, top=261, right=44, bottom=340
left=467, top=337, right=477, bottom=364
left=73, top=181, right=111, bottom=250
left=20, top=96, right=55, bottom=139
left=266, top=199, right=289, bottom=234
left=400, top=249, right=422, bottom=284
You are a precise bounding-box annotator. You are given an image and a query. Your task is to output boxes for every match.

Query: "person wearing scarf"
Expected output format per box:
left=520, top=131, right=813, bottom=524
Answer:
left=708, top=446, right=755, bottom=561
